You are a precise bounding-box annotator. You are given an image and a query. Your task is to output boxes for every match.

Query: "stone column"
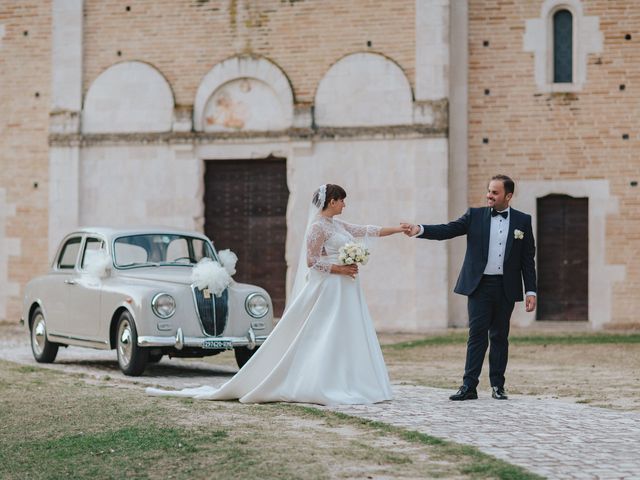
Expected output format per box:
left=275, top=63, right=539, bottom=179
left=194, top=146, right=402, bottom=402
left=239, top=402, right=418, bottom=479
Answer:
left=49, top=0, right=83, bottom=254
left=416, top=0, right=469, bottom=328
left=415, top=0, right=450, bottom=102
left=448, top=0, right=469, bottom=327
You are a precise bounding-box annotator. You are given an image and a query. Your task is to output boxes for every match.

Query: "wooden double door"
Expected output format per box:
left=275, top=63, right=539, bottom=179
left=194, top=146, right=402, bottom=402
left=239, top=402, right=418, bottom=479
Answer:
left=204, top=158, right=289, bottom=317
left=536, top=194, right=588, bottom=321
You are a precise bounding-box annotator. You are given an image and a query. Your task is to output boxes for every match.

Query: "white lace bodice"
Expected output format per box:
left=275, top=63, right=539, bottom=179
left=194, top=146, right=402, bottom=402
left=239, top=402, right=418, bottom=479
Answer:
left=306, top=216, right=381, bottom=273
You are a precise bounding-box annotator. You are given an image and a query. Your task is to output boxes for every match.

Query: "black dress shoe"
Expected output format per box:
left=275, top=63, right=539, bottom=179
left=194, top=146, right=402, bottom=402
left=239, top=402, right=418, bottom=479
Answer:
left=449, top=385, right=478, bottom=401
left=491, top=386, right=508, bottom=400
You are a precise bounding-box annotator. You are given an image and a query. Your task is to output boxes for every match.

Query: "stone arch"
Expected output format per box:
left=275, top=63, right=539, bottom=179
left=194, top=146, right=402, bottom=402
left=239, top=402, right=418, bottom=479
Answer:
left=314, top=52, right=413, bottom=127
left=82, top=61, right=175, bottom=133
left=541, top=0, right=583, bottom=19
left=524, top=0, right=603, bottom=92
left=193, top=56, right=294, bottom=132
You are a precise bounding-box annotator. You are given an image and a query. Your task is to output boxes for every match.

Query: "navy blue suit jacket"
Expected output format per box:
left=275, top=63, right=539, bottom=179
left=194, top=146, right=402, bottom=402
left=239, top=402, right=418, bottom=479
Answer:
left=418, top=207, right=537, bottom=303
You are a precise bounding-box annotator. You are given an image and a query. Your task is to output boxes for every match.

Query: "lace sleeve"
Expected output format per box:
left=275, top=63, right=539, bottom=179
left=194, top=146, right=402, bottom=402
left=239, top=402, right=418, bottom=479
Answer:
left=306, top=222, right=333, bottom=274
left=335, top=219, right=381, bottom=238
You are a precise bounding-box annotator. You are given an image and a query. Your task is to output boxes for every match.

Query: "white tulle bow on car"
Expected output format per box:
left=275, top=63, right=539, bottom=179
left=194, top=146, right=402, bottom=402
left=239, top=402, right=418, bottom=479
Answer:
left=77, top=249, right=112, bottom=287
left=217, top=249, right=238, bottom=276
left=191, top=250, right=237, bottom=296
left=84, top=249, right=113, bottom=277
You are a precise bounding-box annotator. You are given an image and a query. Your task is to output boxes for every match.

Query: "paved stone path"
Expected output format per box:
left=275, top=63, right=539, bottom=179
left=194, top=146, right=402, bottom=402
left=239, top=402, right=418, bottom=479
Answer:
left=324, top=385, right=640, bottom=480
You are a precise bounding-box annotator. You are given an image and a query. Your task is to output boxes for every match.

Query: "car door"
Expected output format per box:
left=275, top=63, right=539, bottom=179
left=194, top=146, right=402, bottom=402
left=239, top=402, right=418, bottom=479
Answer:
left=46, top=235, right=83, bottom=336
left=67, top=236, right=105, bottom=340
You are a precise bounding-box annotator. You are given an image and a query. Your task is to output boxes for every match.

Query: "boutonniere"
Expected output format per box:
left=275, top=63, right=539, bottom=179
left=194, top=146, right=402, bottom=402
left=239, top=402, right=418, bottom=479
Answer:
left=514, top=229, right=524, bottom=240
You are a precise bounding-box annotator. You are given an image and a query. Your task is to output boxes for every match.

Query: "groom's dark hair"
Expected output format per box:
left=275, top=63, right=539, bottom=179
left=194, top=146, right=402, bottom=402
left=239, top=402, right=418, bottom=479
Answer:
left=491, top=175, right=515, bottom=195
left=321, top=184, right=347, bottom=210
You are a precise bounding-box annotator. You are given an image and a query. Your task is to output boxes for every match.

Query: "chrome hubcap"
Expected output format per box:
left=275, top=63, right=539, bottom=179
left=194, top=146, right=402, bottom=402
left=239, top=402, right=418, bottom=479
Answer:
left=32, top=314, right=46, bottom=356
left=118, top=320, right=133, bottom=367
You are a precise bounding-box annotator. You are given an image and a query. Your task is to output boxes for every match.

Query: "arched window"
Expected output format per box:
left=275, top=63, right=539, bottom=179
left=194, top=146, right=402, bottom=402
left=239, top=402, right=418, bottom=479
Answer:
left=553, top=9, right=573, bottom=83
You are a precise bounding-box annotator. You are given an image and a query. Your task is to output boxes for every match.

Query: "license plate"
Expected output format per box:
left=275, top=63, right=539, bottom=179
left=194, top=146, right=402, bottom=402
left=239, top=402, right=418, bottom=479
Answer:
left=203, top=339, right=232, bottom=350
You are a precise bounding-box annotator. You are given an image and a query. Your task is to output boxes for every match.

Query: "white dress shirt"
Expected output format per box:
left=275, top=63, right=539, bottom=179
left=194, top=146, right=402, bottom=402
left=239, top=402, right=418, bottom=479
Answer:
left=484, top=207, right=510, bottom=275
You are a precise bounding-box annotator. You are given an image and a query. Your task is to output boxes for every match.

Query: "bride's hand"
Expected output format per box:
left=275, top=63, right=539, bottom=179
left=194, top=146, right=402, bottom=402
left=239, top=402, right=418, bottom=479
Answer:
left=335, top=264, right=358, bottom=278
left=401, top=223, right=419, bottom=236
left=380, top=225, right=409, bottom=236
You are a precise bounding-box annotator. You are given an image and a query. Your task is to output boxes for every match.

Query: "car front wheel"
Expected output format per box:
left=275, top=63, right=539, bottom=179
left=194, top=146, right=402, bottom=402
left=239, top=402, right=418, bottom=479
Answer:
left=234, top=346, right=259, bottom=368
left=116, top=311, right=148, bottom=376
left=30, top=307, right=59, bottom=363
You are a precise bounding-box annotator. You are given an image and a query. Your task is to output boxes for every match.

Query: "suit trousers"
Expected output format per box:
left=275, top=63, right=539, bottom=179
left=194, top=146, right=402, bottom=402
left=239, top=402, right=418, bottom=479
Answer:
left=463, top=275, right=515, bottom=389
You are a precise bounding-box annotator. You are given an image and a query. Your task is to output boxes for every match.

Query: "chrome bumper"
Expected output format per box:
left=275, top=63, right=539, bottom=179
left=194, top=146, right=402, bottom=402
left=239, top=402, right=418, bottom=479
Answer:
left=137, top=327, right=267, bottom=351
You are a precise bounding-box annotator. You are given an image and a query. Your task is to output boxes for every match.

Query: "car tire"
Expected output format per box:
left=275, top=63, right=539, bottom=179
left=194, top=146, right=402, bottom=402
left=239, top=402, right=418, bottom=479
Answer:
left=234, top=346, right=259, bottom=369
left=30, top=307, right=59, bottom=363
left=116, top=311, right=148, bottom=376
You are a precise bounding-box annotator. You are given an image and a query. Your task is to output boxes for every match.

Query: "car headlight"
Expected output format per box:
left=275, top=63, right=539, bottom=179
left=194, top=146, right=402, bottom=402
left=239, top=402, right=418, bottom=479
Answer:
left=152, top=293, right=176, bottom=319
left=245, top=293, right=269, bottom=318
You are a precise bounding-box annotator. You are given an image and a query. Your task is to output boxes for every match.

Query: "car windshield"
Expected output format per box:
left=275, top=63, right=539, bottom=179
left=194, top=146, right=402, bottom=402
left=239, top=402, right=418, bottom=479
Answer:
left=113, top=234, right=216, bottom=268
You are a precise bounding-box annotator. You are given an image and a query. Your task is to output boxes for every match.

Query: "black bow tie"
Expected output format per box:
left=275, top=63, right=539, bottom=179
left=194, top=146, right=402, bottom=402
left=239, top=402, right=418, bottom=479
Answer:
left=491, top=209, right=508, bottom=219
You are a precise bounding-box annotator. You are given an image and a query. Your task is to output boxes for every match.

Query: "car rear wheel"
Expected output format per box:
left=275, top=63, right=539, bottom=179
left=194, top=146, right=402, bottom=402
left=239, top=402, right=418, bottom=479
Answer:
left=234, top=346, right=259, bottom=368
left=116, top=311, right=148, bottom=376
left=30, top=307, right=59, bottom=363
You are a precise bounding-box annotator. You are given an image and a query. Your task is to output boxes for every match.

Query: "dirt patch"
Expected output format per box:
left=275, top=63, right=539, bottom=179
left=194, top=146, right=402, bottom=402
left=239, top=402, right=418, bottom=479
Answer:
left=382, top=332, right=640, bottom=412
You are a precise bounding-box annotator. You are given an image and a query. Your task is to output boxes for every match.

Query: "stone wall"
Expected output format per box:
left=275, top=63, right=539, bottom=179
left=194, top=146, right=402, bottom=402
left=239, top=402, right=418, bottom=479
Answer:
left=1, top=0, right=454, bottom=331
left=468, top=0, right=639, bottom=327
left=82, top=0, right=416, bottom=105
left=0, top=1, right=52, bottom=322
left=7, top=0, right=635, bottom=329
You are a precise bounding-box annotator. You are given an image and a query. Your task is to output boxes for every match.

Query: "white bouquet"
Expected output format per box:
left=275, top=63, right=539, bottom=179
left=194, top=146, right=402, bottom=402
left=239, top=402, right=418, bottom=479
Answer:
left=338, top=242, right=370, bottom=266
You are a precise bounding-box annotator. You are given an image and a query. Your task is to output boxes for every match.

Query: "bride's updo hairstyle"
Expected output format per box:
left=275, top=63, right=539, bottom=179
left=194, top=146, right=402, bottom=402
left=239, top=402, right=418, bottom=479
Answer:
left=313, top=184, right=346, bottom=210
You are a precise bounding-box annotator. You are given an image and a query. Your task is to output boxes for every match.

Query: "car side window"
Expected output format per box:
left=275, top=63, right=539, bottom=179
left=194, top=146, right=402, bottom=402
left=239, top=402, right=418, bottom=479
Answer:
left=81, top=237, right=105, bottom=269
left=58, top=237, right=82, bottom=269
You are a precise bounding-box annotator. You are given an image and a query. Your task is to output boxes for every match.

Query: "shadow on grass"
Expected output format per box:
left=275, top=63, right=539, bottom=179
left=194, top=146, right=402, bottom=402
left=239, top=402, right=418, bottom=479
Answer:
left=50, top=358, right=236, bottom=378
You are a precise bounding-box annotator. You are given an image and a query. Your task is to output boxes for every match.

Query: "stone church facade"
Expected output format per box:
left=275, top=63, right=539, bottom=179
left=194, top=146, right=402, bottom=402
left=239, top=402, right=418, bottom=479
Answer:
left=0, top=0, right=637, bottom=331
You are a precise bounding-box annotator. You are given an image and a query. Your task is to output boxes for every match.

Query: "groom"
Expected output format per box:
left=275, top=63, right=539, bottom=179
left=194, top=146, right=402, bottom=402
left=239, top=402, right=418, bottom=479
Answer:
left=403, top=175, right=537, bottom=401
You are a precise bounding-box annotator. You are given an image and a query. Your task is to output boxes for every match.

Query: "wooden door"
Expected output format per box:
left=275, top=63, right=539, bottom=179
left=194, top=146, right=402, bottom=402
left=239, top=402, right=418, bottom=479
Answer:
left=537, top=195, right=588, bottom=321
left=204, top=158, right=288, bottom=317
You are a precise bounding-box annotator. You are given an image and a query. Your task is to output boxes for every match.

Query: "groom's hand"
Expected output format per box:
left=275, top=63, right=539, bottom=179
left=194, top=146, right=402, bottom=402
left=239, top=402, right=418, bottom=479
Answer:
left=401, top=223, right=420, bottom=237
left=526, top=295, right=537, bottom=312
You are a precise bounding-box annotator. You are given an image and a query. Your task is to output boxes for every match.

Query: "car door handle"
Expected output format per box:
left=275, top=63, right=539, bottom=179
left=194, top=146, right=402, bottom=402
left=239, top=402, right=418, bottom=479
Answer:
left=64, top=279, right=77, bottom=285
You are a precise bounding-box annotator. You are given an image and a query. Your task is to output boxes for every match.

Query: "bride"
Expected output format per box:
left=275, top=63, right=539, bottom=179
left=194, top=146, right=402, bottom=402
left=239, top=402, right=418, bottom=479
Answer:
left=147, top=184, right=405, bottom=405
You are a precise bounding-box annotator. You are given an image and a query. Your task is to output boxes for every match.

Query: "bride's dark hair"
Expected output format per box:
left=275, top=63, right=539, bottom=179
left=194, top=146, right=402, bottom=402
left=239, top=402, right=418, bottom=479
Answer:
left=313, top=184, right=346, bottom=210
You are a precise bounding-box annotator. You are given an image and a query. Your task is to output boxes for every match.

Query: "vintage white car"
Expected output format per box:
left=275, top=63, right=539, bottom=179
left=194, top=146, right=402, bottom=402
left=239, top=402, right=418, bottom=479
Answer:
left=21, top=227, right=274, bottom=376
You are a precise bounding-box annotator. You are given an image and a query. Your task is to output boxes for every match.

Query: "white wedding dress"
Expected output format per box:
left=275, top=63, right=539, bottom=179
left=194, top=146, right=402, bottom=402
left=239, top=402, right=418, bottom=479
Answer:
left=147, top=215, right=392, bottom=406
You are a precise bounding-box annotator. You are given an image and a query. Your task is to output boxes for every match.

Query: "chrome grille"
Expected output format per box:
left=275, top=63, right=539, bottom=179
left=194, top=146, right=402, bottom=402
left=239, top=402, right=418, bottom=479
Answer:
left=192, top=287, right=229, bottom=336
